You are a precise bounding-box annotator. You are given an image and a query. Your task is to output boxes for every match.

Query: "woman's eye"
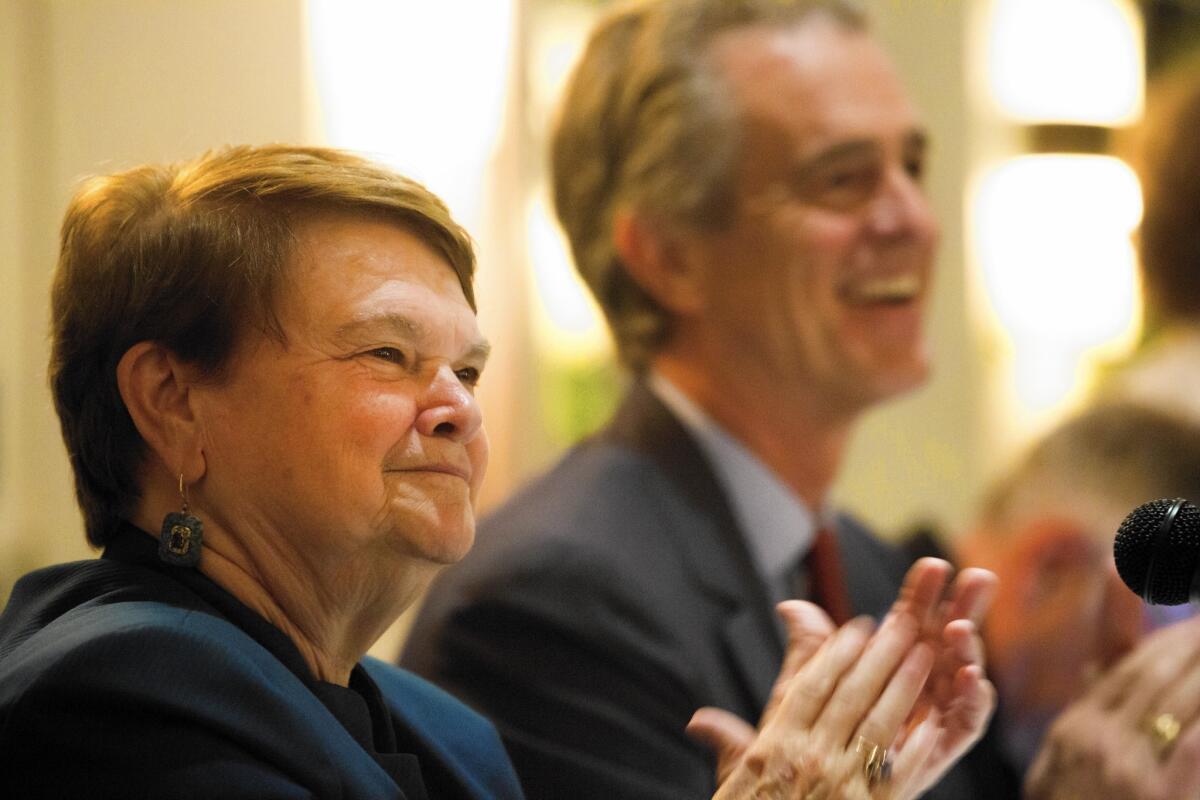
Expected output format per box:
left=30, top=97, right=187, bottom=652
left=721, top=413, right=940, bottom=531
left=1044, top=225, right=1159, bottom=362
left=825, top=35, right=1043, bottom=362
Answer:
left=455, top=367, right=481, bottom=387
left=369, top=347, right=406, bottom=365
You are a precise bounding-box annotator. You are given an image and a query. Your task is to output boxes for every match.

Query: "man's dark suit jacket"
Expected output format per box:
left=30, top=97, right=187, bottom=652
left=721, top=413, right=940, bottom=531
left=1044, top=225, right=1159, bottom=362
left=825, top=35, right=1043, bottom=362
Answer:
left=402, top=383, right=1019, bottom=799
left=0, top=528, right=524, bottom=800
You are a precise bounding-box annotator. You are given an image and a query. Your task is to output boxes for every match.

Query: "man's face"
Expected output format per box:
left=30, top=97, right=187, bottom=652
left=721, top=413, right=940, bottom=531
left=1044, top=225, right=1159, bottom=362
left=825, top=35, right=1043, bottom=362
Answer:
left=192, top=213, right=489, bottom=589
left=979, top=518, right=1143, bottom=720
left=690, top=19, right=939, bottom=416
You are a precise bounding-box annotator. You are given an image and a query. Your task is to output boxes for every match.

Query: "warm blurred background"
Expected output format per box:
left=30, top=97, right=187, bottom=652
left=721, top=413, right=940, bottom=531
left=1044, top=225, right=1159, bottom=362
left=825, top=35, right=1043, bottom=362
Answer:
left=2, top=0, right=1198, bottom=651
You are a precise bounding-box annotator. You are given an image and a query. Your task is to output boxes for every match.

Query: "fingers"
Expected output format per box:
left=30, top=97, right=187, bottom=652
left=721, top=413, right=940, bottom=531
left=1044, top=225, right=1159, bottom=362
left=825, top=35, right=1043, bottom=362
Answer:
left=709, top=562, right=991, bottom=800
left=888, top=558, right=952, bottom=630
left=933, top=619, right=987, bottom=701
left=686, top=707, right=757, bottom=785
left=890, top=707, right=943, bottom=798
left=851, top=642, right=934, bottom=751
left=1022, top=616, right=1200, bottom=800
left=1149, top=664, right=1200, bottom=745
left=1161, top=716, right=1200, bottom=798
left=777, top=617, right=875, bottom=728
left=943, top=567, right=998, bottom=628
left=942, top=664, right=996, bottom=746
left=777, top=600, right=837, bottom=664
left=687, top=707, right=755, bottom=751
left=814, top=606, right=928, bottom=746
left=760, top=601, right=836, bottom=725
left=693, top=603, right=832, bottom=762
left=1113, top=620, right=1200, bottom=728
left=1093, top=616, right=1200, bottom=711
left=942, top=619, right=984, bottom=667
left=699, top=564, right=999, bottom=800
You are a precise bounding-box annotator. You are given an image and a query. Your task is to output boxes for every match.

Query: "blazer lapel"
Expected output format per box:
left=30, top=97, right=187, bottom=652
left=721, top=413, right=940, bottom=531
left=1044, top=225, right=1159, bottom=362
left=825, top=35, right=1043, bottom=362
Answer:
left=722, top=603, right=782, bottom=714
left=602, top=382, right=783, bottom=713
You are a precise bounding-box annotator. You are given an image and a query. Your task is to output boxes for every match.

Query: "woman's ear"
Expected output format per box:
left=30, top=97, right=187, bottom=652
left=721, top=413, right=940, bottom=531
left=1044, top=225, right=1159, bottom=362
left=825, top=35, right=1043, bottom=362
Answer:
left=612, top=209, right=707, bottom=315
left=116, top=341, right=206, bottom=482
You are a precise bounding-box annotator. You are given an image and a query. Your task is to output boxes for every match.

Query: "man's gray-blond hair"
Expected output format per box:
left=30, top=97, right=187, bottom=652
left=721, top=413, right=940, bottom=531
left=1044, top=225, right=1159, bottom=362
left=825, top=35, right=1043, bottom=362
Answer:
left=551, top=0, right=866, bottom=371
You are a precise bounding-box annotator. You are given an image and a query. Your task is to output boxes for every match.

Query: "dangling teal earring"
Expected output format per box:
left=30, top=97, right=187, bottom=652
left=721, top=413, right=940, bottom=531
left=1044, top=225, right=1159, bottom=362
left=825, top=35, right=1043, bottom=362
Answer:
left=159, top=473, right=203, bottom=567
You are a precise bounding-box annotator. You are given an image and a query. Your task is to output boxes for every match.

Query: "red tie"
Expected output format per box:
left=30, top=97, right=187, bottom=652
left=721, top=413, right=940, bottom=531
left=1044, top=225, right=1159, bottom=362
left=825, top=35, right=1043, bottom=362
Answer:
left=804, top=526, right=852, bottom=626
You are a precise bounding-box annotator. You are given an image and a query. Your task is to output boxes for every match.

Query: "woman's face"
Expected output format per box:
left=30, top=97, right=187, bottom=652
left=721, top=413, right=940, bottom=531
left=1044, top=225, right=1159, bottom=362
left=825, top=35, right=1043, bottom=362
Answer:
left=191, top=213, right=489, bottom=583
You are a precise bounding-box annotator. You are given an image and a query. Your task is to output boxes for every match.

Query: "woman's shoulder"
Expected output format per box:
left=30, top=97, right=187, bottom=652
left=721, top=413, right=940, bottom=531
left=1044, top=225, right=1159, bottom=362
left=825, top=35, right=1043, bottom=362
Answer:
left=0, top=558, right=300, bottom=702
left=1, top=557, right=190, bottom=654
left=0, top=562, right=408, bottom=799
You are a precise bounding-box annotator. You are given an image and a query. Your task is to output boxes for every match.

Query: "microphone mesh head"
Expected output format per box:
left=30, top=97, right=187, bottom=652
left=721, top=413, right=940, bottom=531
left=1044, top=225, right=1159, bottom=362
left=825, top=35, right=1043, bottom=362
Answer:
left=1114, top=498, right=1200, bottom=605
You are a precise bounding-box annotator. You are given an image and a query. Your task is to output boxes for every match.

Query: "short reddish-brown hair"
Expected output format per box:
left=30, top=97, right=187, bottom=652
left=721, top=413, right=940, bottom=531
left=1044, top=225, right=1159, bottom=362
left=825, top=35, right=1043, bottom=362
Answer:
left=50, top=144, right=476, bottom=546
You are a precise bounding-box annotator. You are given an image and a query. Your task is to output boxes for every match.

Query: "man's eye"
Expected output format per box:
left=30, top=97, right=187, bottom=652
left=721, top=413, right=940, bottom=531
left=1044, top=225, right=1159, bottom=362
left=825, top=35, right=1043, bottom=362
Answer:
left=455, top=367, right=481, bottom=387
left=808, top=166, right=879, bottom=210
left=904, top=156, right=925, bottom=183
left=825, top=166, right=878, bottom=191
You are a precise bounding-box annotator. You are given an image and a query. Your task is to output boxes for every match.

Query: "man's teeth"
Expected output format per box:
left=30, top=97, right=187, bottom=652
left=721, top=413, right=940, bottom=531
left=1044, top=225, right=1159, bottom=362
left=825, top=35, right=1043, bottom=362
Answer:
left=846, top=275, right=920, bottom=303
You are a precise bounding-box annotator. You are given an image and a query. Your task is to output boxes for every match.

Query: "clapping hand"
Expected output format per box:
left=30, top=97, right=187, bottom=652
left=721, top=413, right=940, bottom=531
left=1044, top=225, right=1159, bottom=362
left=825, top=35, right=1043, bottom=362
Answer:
left=688, top=558, right=996, bottom=799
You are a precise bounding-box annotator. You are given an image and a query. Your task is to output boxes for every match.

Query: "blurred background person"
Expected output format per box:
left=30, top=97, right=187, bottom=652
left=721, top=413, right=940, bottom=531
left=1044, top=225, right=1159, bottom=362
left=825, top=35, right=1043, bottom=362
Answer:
left=1025, top=613, right=1200, bottom=800
left=1014, top=40, right=1200, bottom=800
left=957, top=402, right=1200, bottom=779
left=1103, top=49, right=1200, bottom=425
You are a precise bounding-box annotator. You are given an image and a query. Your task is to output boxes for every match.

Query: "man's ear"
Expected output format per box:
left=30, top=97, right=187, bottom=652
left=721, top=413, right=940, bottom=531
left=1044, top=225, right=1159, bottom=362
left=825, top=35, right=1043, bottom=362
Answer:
left=116, top=341, right=206, bottom=483
left=612, top=209, right=706, bottom=315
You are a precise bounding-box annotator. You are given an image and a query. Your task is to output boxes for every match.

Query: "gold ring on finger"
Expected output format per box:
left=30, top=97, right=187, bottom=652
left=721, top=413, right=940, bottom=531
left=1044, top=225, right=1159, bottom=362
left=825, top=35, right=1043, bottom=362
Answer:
left=855, top=735, right=893, bottom=787
left=1145, top=711, right=1182, bottom=760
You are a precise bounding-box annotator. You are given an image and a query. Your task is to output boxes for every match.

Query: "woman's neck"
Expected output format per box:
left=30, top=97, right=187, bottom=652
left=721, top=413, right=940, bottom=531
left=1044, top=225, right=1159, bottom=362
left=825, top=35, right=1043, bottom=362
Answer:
left=132, top=503, right=429, bottom=686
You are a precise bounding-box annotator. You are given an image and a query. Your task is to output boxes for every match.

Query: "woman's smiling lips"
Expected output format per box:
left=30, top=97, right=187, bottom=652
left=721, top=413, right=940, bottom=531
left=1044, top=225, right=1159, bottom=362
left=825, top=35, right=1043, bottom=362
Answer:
left=387, top=463, right=472, bottom=482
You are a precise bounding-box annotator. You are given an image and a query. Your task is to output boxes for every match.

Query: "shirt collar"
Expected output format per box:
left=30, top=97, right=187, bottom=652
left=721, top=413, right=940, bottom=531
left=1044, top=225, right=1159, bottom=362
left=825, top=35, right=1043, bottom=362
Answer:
left=648, top=371, right=824, bottom=594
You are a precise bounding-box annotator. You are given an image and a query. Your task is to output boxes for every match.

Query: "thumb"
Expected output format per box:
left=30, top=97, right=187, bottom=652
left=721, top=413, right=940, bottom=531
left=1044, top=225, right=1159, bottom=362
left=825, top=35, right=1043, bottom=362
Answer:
left=686, top=707, right=757, bottom=785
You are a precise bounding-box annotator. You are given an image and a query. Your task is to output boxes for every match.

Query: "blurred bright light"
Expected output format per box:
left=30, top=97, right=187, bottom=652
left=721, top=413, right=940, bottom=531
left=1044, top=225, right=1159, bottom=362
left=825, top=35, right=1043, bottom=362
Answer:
left=306, top=0, right=514, bottom=226
left=522, top=6, right=610, bottom=366
left=526, top=2, right=596, bottom=124
left=973, top=155, right=1142, bottom=408
left=527, top=194, right=610, bottom=363
left=986, top=0, right=1143, bottom=124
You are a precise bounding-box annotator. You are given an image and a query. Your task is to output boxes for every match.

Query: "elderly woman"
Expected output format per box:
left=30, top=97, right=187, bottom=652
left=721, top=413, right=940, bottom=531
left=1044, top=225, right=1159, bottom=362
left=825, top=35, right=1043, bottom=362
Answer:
left=0, top=145, right=994, bottom=799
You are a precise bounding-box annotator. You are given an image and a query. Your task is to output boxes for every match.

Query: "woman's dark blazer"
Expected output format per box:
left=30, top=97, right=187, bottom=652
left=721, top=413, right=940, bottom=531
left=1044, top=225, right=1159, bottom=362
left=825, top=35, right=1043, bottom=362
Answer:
left=0, top=550, right=524, bottom=800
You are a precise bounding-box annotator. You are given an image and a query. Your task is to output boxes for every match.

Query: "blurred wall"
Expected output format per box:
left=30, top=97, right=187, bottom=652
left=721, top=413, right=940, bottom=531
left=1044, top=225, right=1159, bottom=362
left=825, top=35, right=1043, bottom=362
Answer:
left=834, top=1, right=981, bottom=539
left=0, top=0, right=313, bottom=586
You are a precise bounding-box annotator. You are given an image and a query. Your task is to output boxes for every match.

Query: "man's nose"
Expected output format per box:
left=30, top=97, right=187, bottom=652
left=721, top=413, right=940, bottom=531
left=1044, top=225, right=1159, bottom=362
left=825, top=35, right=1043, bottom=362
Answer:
left=867, top=168, right=938, bottom=240
left=415, top=366, right=483, bottom=442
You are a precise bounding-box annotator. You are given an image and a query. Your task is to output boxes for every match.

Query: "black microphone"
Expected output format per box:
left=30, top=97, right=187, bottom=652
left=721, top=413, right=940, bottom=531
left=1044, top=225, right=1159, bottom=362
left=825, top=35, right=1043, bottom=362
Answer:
left=1114, top=498, right=1200, bottom=605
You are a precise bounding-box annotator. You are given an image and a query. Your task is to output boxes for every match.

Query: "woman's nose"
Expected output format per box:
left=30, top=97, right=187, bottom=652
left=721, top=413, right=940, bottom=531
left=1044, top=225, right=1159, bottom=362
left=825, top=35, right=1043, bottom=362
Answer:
left=415, top=366, right=483, bottom=442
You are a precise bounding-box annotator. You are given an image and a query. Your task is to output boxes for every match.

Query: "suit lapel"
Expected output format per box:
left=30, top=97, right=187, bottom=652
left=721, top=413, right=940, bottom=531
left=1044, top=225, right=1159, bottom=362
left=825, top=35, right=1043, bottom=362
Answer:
left=601, top=382, right=783, bottom=713
left=721, top=604, right=783, bottom=714
left=835, top=513, right=907, bottom=619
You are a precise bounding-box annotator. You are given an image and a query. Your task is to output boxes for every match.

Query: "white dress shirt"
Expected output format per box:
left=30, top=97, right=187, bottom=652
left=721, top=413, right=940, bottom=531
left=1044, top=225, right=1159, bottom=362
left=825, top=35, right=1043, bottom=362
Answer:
left=648, top=371, right=831, bottom=605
